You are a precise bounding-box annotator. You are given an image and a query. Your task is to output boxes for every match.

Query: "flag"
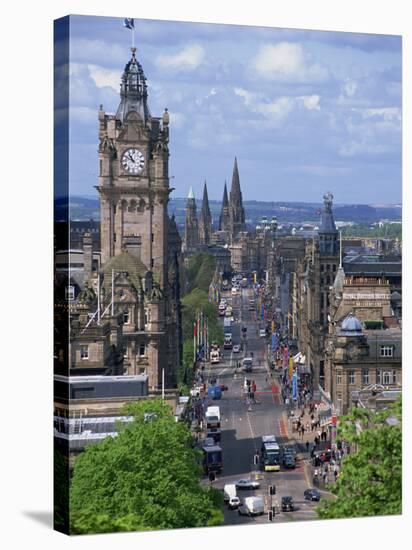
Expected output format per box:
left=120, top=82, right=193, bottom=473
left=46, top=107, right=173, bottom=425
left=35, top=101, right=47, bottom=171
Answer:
left=292, top=369, right=298, bottom=400
left=271, top=332, right=277, bottom=352
left=289, top=356, right=294, bottom=380
left=123, top=18, right=134, bottom=29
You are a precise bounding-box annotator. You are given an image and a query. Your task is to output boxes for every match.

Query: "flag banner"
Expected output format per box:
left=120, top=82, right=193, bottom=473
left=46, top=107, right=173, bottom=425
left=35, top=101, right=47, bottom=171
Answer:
left=292, top=369, right=298, bottom=400
left=289, top=356, right=294, bottom=380
left=123, top=18, right=134, bottom=29
left=271, top=333, right=277, bottom=352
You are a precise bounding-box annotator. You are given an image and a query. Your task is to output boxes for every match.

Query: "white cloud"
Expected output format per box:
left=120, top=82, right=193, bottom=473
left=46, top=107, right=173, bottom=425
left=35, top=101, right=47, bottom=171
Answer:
left=362, top=107, right=401, bottom=121
left=251, top=42, right=328, bottom=82
left=155, top=44, right=205, bottom=72
left=87, top=64, right=120, bottom=92
left=234, top=88, right=321, bottom=124
left=343, top=80, right=357, bottom=98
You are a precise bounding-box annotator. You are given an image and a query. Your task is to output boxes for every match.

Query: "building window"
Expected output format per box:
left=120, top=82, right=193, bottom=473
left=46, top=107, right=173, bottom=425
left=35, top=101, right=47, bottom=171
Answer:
left=151, top=259, right=154, bottom=268
left=65, top=285, right=75, bottom=301
left=382, top=371, right=396, bottom=385
left=326, top=264, right=330, bottom=271
left=151, top=233, right=154, bottom=243
left=123, top=347, right=128, bottom=359
left=99, top=159, right=103, bottom=175
left=80, top=346, right=89, bottom=360
left=144, top=309, right=148, bottom=325
left=333, top=264, right=337, bottom=272
left=392, top=370, right=397, bottom=384
left=376, top=369, right=382, bottom=384
left=380, top=345, right=394, bottom=357
left=139, top=343, right=146, bottom=356
left=362, top=369, right=369, bottom=385
left=348, top=370, right=355, bottom=385
left=321, top=264, right=324, bottom=272
left=336, top=372, right=342, bottom=385
left=123, top=310, right=130, bottom=324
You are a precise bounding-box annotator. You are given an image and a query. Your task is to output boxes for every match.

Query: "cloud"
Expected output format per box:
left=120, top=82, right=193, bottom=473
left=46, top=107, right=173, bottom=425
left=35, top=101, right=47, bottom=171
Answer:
left=87, top=64, right=120, bottom=92
left=234, top=87, right=321, bottom=124
left=361, top=107, right=401, bottom=121
left=155, top=44, right=205, bottom=72
left=251, top=42, right=329, bottom=83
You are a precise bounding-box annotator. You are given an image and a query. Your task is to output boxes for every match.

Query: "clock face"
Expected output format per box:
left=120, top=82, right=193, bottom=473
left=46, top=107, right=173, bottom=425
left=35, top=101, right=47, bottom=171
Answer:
left=121, top=148, right=145, bottom=175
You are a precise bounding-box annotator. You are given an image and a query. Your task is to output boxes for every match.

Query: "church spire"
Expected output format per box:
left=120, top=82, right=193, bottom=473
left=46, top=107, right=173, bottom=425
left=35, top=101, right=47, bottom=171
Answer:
left=116, top=47, right=151, bottom=124
left=199, top=181, right=212, bottom=245
left=184, top=186, right=199, bottom=252
left=229, top=156, right=246, bottom=239
left=318, top=191, right=338, bottom=256
left=219, top=181, right=230, bottom=232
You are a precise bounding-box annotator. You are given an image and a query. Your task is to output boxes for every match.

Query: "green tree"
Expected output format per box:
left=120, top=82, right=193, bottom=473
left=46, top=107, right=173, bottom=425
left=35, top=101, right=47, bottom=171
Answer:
left=317, top=397, right=402, bottom=519
left=70, top=399, right=223, bottom=534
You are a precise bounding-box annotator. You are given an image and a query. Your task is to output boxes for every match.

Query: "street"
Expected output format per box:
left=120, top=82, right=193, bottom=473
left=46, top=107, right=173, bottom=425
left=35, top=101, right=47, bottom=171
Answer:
left=203, top=287, right=323, bottom=525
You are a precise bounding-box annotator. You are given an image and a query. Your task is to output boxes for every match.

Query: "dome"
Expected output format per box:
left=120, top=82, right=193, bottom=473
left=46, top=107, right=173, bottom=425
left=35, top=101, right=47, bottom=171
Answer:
left=340, top=313, right=363, bottom=336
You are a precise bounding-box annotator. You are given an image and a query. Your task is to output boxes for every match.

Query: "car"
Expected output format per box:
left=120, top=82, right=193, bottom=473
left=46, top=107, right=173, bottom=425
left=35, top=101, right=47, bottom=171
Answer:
left=228, top=496, right=241, bottom=510
left=235, top=478, right=260, bottom=490
left=281, top=496, right=295, bottom=512
left=304, top=488, right=321, bottom=501
left=259, top=329, right=266, bottom=338
left=233, top=344, right=241, bottom=353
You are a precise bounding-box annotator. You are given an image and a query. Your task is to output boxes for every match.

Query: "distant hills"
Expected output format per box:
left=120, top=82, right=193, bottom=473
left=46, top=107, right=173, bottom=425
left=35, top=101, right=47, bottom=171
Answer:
left=56, top=196, right=402, bottom=228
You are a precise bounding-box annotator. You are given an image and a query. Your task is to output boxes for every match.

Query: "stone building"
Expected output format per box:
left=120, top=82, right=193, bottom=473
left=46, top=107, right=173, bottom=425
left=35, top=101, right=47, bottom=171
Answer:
left=64, top=46, right=182, bottom=391
left=183, top=186, right=199, bottom=252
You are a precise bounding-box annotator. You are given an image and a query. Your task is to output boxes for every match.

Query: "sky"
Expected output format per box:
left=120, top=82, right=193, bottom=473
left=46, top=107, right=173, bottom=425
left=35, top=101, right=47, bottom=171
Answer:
left=58, top=15, right=402, bottom=203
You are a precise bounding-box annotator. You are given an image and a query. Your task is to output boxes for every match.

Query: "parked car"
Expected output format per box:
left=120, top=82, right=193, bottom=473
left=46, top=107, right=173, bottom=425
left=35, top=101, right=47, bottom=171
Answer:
left=235, top=478, right=260, bottom=490
left=259, top=329, right=266, bottom=338
left=281, top=496, right=295, bottom=511
left=228, top=496, right=241, bottom=510
left=233, top=344, right=241, bottom=353
left=283, top=455, right=296, bottom=469
left=304, top=488, right=321, bottom=501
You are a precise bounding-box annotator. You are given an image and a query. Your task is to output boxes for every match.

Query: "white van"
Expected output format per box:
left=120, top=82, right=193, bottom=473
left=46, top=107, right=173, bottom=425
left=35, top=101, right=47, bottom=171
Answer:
left=238, top=496, right=265, bottom=516
left=224, top=483, right=236, bottom=501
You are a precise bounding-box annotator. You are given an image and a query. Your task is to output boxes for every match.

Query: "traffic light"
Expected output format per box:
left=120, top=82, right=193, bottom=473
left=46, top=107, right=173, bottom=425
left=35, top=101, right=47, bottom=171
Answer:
left=269, top=485, right=276, bottom=495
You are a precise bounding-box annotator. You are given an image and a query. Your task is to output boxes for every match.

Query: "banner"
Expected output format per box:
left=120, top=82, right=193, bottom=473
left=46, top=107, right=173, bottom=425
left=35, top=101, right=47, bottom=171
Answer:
left=283, top=346, right=289, bottom=368
left=292, top=369, right=298, bottom=400
left=289, top=356, right=294, bottom=380
left=271, top=332, right=277, bottom=352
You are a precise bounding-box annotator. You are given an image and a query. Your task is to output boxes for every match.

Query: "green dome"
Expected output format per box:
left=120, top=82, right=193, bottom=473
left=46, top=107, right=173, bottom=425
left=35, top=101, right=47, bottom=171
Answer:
left=102, top=251, right=148, bottom=291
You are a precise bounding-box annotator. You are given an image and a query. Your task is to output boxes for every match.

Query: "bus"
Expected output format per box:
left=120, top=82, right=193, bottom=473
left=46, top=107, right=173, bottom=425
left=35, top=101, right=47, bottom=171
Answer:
left=260, top=436, right=280, bottom=471
left=242, top=357, right=253, bottom=372
left=203, top=445, right=223, bottom=474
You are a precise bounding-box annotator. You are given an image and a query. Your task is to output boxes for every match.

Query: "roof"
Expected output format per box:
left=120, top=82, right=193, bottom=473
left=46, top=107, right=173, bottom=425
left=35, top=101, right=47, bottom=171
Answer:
left=101, top=251, right=148, bottom=291
left=340, top=313, right=363, bottom=336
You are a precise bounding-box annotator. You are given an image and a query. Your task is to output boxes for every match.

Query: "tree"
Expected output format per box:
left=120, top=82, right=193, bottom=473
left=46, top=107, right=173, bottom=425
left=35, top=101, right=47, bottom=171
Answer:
left=70, top=399, right=224, bottom=534
left=317, top=397, right=402, bottom=519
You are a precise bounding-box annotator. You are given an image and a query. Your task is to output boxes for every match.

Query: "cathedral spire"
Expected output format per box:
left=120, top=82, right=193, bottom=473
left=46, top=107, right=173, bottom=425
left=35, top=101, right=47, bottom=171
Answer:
left=184, top=186, right=199, bottom=252
left=229, top=156, right=246, bottom=239
left=219, top=181, right=230, bottom=232
left=116, top=47, right=151, bottom=123
left=199, top=181, right=212, bottom=245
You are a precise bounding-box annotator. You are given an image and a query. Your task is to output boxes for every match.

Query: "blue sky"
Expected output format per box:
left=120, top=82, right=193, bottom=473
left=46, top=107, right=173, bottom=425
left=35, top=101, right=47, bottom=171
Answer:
left=60, top=15, right=402, bottom=203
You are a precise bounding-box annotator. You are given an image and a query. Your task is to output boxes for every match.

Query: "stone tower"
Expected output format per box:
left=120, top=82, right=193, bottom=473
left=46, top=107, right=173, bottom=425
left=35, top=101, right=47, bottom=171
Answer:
left=318, top=191, right=339, bottom=327
left=94, top=47, right=180, bottom=389
left=229, top=157, right=246, bottom=240
left=97, top=47, right=170, bottom=289
left=219, top=181, right=230, bottom=232
left=199, top=181, right=212, bottom=245
left=184, top=186, right=199, bottom=252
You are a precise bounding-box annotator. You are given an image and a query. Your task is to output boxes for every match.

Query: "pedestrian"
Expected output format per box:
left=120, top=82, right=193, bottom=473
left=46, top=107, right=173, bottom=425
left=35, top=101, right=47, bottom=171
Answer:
left=306, top=422, right=310, bottom=432
left=310, top=413, right=314, bottom=421
left=325, top=475, right=329, bottom=487
left=305, top=441, right=310, bottom=452
left=317, top=429, right=321, bottom=440
left=322, top=471, right=327, bottom=484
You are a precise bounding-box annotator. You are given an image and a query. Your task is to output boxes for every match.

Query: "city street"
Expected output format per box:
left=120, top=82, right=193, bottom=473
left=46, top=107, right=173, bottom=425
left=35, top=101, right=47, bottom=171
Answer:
left=203, top=287, right=322, bottom=525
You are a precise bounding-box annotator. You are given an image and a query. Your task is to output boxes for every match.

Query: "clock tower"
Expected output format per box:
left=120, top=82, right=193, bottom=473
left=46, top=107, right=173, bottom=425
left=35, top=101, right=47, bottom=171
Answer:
left=97, top=47, right=171, bottom=289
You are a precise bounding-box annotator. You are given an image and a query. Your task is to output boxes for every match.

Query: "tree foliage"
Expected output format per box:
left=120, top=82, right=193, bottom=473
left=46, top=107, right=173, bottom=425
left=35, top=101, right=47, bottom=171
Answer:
left=317, top=397, right=402, bottom=519
left=185, top=253, right=216, bottom=293
left=70, top=399, right=223, bottom=534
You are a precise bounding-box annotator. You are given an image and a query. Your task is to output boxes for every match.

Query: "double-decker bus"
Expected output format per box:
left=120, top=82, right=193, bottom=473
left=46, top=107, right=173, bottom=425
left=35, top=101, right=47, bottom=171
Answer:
left=260, top=435, right=280, bottom=471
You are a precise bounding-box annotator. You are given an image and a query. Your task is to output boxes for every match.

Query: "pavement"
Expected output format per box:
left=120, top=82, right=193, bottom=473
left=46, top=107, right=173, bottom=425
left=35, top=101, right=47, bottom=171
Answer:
left=199, top=287, right=332, bottom=525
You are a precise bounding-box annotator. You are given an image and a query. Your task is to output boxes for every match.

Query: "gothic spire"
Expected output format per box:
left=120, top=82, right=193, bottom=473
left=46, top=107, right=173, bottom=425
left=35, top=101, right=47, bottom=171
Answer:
left=116, top=47, right=151, bottom=123
left=184, top=186, right=199, bottom=252
left=318, top=191, right=338, bottom=256
left=229, top=157, right=246, bottom=238
left=199, top=181, right=212, bottom=245
left=219, top=181, right=230, bottom=232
